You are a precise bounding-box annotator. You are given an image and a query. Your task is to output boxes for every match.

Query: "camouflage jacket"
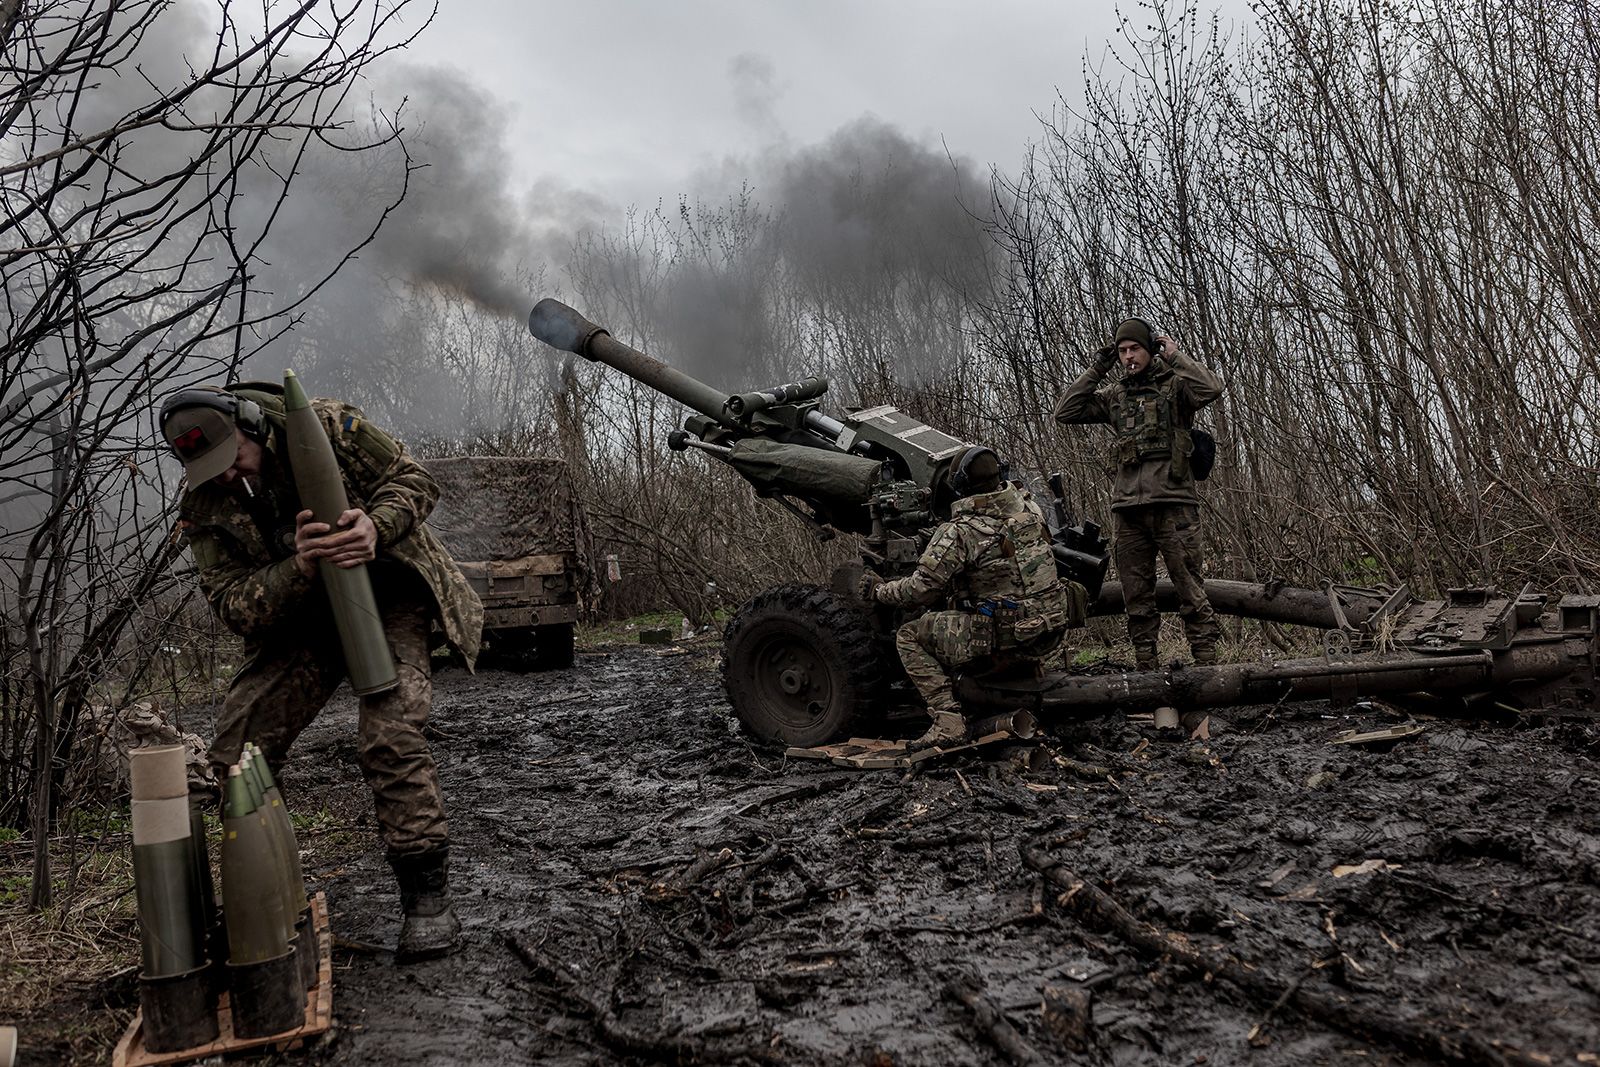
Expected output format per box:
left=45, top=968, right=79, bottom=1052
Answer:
left=875, top=484, right=1078, bottom=647
left=178, top=386, right=483, bottom=668
left=1053, top=350, right=1223, bottom=510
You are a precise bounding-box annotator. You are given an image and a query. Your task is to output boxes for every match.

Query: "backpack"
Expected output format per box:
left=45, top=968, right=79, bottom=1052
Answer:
left=1191, top=428, right=1216, bottom=481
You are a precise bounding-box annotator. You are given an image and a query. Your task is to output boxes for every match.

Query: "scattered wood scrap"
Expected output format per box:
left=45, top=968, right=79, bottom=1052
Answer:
left=785, top=730, right=1020, bottom=770
left=1019, top=844, right=1556, bottom=1067
left=943, top=972, right=1043, bottom=1065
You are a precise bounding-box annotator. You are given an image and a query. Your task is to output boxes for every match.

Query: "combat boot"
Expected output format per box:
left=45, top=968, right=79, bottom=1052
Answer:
left=1133, top=645, right=1159, bottom=672
left=1190, top=645, right=1218, bottom=667
left=388, top=848, right=462, bottom=962
left=907, top=707, right=968, bottom=750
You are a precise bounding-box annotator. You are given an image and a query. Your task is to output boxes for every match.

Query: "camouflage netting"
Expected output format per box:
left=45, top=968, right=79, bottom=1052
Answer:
left=425, top=457, right=579, bottom=561
left=424, top=456, right=602, bottom=621
left=89, top=701, right=215, bottom=793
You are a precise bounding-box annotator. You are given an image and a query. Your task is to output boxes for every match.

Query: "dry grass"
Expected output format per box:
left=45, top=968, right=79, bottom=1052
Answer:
left=0, top=830, right=142, bottom=1064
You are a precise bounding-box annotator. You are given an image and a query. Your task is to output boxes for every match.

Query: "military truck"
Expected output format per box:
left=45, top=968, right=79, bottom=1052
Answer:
left=424, top=456, right=589, bottom=669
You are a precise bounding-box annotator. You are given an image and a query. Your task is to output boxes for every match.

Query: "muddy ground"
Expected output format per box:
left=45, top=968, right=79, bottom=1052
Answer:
left=219, top=638, right=1600, bottom=1067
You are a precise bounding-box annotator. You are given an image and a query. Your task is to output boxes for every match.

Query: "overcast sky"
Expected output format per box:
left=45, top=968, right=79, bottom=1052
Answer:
left=414, top=0, right=1254, bottom=214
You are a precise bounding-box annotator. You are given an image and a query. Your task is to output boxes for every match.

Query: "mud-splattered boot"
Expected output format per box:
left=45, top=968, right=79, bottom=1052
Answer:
left=908, top=706, right=968, bottom=751
left=1190, top=644, right=1219, bottom=668
left=1133, top=645, right=1159, bottom=672
left=389, top=848, right=462, bottom=962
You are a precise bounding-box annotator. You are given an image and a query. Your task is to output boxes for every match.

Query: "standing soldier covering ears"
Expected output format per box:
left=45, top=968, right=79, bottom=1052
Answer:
left=1054, top=318, right=1224, bottom=670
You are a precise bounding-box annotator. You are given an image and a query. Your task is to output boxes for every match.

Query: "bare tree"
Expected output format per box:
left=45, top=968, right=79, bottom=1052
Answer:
left=0, top=0, right=432, bottom=910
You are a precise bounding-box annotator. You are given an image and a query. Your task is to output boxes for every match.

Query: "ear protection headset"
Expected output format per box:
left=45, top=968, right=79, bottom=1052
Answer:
left=158, top=385, right=267, bottom=441
left=949, top=446, right=1012, bottom=497
left=1122, top=317, right=1166, bottom=358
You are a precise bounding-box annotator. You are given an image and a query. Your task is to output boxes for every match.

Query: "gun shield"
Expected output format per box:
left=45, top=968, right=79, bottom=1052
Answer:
left=281, top=369, right=397, bottom=696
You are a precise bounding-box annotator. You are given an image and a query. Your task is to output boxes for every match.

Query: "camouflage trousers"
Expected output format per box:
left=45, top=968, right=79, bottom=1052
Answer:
left=1112, top=503, right=1220, bottom=666
left=208, top=574, right=448, bottom=856
left=896, top=610, right=1062, bottom=711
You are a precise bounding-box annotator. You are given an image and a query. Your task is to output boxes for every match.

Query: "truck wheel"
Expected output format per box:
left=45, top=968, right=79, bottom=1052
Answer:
left=722, top=583, right=887, bottom=747
left=533, top=623, right=576, bottom=669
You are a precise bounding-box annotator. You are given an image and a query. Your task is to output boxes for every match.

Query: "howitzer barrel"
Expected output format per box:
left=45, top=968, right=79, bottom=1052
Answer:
left=529, top=298, right=738, bottom=429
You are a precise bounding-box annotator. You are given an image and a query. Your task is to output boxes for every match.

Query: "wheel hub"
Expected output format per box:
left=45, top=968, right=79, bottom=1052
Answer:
left=778, top=666, right=808, bottom=694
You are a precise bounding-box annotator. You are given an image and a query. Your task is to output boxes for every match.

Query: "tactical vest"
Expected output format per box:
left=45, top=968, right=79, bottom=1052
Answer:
left=1112, top=377, right=1175, bottom=460
left=1110, top=376, right=1193, bottom=481
left=953, top=495, right=1084, bottom=650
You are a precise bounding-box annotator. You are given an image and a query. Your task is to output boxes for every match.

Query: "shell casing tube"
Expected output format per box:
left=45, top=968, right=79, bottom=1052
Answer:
left=281, top=369, right=398, bottom=696
left=131, top=801, right=203, bottom=976
left=185, top=798, right=219, bottom=964
left=129, top=746, right=203, bottom=977
left=220, top=767, right=289, bottom=964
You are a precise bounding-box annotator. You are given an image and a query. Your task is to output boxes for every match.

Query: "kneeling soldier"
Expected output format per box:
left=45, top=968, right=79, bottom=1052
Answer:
left=862, top=447, right=1079, bottom=748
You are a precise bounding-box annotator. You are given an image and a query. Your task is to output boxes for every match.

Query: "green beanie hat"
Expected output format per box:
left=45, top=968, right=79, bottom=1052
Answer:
left=1113, top=318, right=1156, bottom=354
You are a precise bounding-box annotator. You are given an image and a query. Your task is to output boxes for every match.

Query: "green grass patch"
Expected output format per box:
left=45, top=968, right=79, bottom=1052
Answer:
left=1071, top=646, right=1111, bottom=668
left=0, top=873, right=31, bottom=907
left=578, top=609, right=731, bottom=649
left=64, top=805, right=131, bottom=838
left=290, top=806, right=341, bottom=835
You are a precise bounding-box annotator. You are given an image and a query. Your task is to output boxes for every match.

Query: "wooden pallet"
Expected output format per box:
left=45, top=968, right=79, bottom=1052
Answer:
left=113, top=891, right=333, bottom=1067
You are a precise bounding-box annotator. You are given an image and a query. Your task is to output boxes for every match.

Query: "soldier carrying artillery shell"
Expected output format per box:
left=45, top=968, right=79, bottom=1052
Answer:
left=159, top=381, right=483, bottom=961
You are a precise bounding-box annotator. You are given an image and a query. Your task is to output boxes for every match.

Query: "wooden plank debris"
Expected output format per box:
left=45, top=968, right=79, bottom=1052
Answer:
left=785, top=730, right=1020, bottom=770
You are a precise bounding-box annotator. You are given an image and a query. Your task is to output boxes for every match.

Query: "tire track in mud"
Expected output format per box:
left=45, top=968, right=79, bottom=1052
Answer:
left=279, top=644, right=1600, bottom=1066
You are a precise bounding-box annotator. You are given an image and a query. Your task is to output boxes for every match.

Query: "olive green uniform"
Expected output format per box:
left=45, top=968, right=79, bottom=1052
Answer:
left=1054, top=350, right=1224, bottom=666
left=873, top=483, right=1083, bottom=710
left=179, top=385, right=483, bottom=855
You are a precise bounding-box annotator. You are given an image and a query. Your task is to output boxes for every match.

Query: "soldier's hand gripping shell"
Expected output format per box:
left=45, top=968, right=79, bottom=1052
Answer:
left=857, top=571, right=884, bottom=602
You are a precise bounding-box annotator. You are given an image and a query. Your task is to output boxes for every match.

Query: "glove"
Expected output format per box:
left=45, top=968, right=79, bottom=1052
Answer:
left=1093, top=345, right=1117, bottom=370
left=857, top=571, right=884, bottom=602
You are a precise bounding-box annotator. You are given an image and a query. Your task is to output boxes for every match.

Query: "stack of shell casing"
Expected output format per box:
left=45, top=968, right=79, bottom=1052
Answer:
left=220, top=742, right=309, bottom=1037
left=130, top=745, right=219, bottom=1051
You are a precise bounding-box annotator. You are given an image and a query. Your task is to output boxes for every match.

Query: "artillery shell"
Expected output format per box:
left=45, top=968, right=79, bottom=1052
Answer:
left=282, top=368, right=397, bottom=695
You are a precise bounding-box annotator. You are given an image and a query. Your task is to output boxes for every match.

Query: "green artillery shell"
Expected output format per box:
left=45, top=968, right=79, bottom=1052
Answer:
left=249, top=744, right=308, bottom=916
left=281, top=369, right=397, bottom=695
left=242, top=749, right=303, bottom=933
left=130, top=746, right=203, bottom=976
left=220, top=766, right=289, bottom=964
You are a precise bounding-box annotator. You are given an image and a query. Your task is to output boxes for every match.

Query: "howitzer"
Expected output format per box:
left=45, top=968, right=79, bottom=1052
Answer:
left=529, top=299, right=1108, bottom=583
left=529, top=300, right=1599, bottom=745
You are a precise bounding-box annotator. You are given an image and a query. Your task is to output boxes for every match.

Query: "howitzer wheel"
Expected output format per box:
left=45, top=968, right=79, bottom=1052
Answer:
left=722, top=583, right=887, bottom=747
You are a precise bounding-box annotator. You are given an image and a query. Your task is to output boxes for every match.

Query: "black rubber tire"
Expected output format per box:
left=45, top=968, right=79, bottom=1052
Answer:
left=533, top=622, right=576, bottom=670
left=721, top=583, right=888, bottom=747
